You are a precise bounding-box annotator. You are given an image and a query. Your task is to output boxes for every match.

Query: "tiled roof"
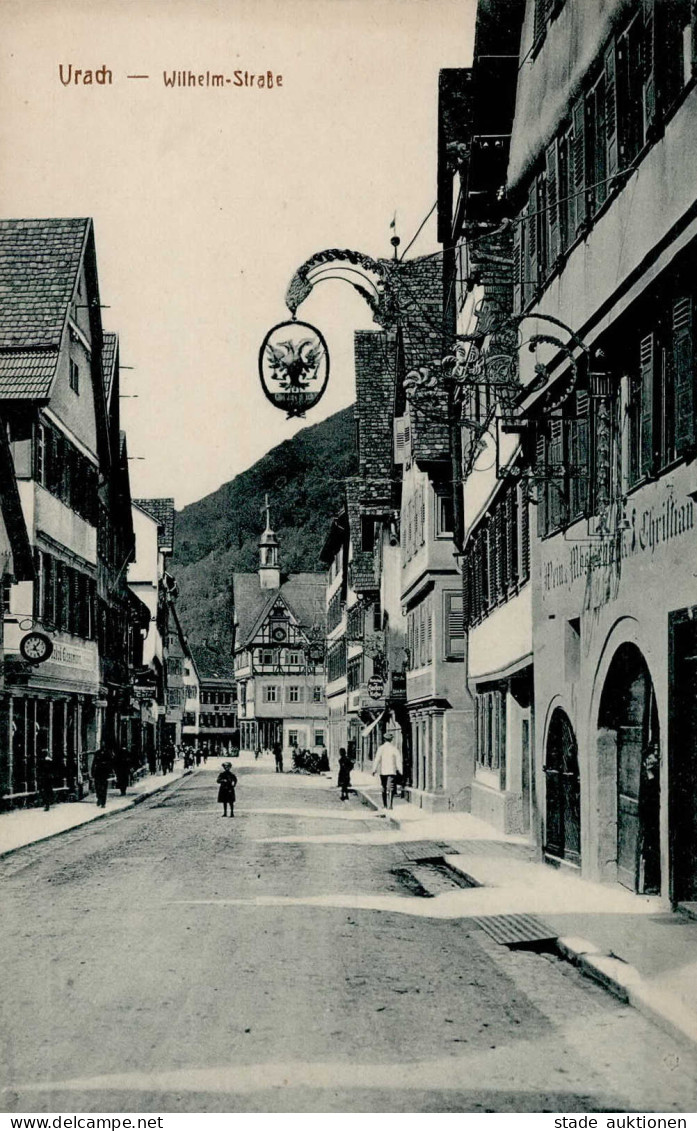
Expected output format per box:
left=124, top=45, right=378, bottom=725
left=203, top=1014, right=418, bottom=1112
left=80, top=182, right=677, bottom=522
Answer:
left=189, top=645, right=236, bottom=681
left=233, top=571, right=326, bottom=650
left=133, top=498, right=175, bottom=553
left=102, top=332, right=118, bottom=406
left=0, top=218, right=89, bottom=350
left=409, top=384, right=451, bottom=464
left=0, top=349, right=59, bottom=399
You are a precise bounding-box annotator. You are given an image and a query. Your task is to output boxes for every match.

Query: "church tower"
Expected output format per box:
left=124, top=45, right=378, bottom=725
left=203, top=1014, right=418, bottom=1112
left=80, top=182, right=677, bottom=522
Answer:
left=258, top=495, right=281, bottom=590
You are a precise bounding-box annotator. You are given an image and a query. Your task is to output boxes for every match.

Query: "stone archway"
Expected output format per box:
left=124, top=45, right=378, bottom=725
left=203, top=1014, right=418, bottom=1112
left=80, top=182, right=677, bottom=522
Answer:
left=597, top=643, right=660, bottom=894
left=544, top=708, right=581, bottom=865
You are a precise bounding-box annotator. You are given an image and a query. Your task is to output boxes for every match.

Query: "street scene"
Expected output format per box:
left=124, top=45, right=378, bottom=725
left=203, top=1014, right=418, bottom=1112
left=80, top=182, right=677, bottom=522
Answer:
left=3, top=758, right=697, bottom=1114
left=3, top=0, right=697, bottom=1118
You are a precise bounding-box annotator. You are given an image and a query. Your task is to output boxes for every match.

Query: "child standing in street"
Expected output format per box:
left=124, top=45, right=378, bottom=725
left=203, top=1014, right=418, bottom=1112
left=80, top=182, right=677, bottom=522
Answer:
left=217, top=761, right=238, bottom=818
left=337, top=748, right=352, bottom=802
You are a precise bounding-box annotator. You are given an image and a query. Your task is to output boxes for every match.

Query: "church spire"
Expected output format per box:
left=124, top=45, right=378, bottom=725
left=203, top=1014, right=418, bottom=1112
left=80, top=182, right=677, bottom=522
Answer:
left=258, top=494, right=280, bottom=590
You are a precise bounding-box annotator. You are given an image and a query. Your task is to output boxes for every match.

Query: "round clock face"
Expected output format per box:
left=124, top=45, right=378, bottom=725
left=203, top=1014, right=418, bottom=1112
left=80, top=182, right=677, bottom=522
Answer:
left=20, top=632, right=53, bottom=665
left=271, top=626, right=288, bottom=642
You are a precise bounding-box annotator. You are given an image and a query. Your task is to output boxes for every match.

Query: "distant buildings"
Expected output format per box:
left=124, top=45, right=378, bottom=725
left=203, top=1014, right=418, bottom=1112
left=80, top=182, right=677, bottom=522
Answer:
left=188, top=645, right=237, bottom=754
left=233, top=502, right=326, bottom=756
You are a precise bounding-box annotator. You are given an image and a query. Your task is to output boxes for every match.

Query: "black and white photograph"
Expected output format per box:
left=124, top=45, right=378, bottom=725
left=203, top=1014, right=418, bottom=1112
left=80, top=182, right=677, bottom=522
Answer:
left=1, top=0, right=697, bottom=1120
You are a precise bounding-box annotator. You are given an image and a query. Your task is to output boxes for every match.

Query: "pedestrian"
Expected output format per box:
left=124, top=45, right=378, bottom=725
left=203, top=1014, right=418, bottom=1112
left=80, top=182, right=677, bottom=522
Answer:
left=255, top=746, right=261, bottom=761
left=202, top=745, right=209, bottom=764
left=337, top=747, right=352, bottom=801
left=37, top=751, right=54, bottom=812
left=216, top=761, right=237, bottom=817
left=319, top=746, right=330, bottom=773
left=273, top=741, right=283, bottom=773
left=114, top=747, right=130, bottom=796
left=372, top=731, right=403, bottom=811
left=147, top=747, right=157, bottom=776
left=91, top=748, right=112, bottom=809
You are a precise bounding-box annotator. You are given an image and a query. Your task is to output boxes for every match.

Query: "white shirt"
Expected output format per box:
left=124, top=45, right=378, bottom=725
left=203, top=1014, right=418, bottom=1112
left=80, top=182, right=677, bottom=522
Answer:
left=373, top=740, right=402, bottom=777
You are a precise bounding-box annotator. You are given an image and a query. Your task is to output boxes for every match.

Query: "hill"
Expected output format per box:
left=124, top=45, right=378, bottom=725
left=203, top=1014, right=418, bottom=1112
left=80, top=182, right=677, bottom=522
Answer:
left=170, top=405, right=357, bottom=653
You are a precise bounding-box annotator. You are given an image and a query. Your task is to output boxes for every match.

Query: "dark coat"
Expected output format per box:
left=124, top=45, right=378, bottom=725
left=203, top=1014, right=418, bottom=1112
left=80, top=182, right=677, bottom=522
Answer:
left=337, top=757, right=352, bottom=788
left=217, top=770, right=237, bottom=802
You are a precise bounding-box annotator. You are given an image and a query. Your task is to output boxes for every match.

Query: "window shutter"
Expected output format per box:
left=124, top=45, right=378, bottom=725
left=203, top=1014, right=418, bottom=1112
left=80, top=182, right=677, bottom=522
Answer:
left=605, top=42, right=619, bottom=179
left=507, top=486, right=519, bottom=584
left=536, top=432, right=548, bottom=537
left=643, top=0, right=657, bottom=133
left=575, top=389, right=590, bottom=516
left=640, top=332, right=656, bottom=477
left=447, top=593, right=465, bottom=658
left=513, top=218, right=522, bottom=313
left=526, top=182, right=538, bottom=304
left=520, top=484, right=531, bottom=581
left=549, top=417, right=566, bottom=528
left=571, top=98, right=586, bottom=236
left=545, top=140, right=560, bottom=266
left=673, top=294, right=695, bottom=456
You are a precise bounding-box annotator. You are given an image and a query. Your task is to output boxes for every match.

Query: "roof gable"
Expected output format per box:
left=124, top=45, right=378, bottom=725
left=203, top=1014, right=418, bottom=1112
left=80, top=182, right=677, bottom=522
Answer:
left=0, top=218, right=89, bottom=351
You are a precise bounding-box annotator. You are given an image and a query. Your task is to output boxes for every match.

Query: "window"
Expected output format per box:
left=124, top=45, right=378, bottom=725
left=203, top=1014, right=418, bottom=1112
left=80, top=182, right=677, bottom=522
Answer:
left=347, top=654, right=363, bottom=691
left=262, top=685, right=278, bottom=703
left=314, top=731, right=325, bottom=747
left=168, top=689, right=181, bottom=707
left=33, top=420, right=98, bottom=524
left=444, top=592, right=465, bottom=660
left=288, top=730, right=299, bottom=747
left=476, top=689, right=506, bottom=775
left=406, top=594, right=433, bottom=670
left=2, top=577, right=11, bottom=615
left=312, top=686, right=323, bottom=702
left=327, top=640, right=347, bottom=682
left=435, top=486, right=454, bottom=537
left=69, top=360, right=80, bottom=394
left=361, top=516, right=375, bottom=553
left=465, top=479, right=529, bottom=624
left=287, top=650, right=303, bottom=665
left=287, top=685, right=303, bottom=703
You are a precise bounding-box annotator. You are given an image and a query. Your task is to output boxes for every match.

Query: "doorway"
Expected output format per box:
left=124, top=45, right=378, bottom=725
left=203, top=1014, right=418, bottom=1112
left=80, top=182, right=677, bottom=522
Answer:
left=544, top=708, right=581, bottom=865
left=598, top=643, right=660, bottom=894
left=669, top=612, right=697, bottom=902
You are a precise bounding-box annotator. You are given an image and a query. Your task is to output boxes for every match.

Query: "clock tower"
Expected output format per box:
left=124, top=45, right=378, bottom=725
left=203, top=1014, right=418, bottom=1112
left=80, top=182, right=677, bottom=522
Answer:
left=258, top=495, right=280, bottom=591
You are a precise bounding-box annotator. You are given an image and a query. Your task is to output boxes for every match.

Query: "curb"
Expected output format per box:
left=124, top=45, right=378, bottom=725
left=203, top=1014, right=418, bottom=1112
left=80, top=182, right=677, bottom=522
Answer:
left=0, top=770, right=193, bottom=860
left=352, top=795, right=697, bottom=1053
left=354, top=785, right=404, bottom=826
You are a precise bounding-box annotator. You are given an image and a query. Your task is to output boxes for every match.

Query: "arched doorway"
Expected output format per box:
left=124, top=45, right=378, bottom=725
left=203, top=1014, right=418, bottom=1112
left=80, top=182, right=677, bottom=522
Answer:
left=597, top=644, right=660, bottom=894
left=545, top=708, right=581, bottom=865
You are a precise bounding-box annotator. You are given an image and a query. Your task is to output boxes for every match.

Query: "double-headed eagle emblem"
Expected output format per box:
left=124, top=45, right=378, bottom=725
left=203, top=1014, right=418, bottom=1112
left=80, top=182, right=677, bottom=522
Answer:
left=264, top=336, right=324, bottom=390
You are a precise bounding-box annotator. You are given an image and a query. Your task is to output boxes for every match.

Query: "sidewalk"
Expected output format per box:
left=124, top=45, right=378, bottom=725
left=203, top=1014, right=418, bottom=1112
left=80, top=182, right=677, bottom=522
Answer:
left=353, top=772, right=697, bottom=1051
left=0, top=766, right=192, bottom=857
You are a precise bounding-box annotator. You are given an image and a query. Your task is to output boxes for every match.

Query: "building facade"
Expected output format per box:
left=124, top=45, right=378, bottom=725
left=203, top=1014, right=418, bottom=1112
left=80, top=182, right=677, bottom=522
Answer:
left=233, top=507, right=326, bottom=757
left=189, top=645, right=237, bottom=754
left=505, top=0, right=697, bottom=901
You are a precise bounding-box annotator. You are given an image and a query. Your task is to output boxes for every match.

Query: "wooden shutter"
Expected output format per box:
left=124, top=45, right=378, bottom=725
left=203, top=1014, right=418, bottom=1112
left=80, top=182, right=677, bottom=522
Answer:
left=571, top=98, right=586, bottom=236
left=536, top=432, right=548, bottom=537
left=549, top=417, right=566, bottom=529
left=526, top=181, right=538, bottom=303
left=520, top=484, right=531, bottom=581
left=575, top=390, right=590, bottom=516
left=643, top=0, right=657, bottom=134
left=447, top=593, right=465, bottom=658
left=513, top=214, right=523, bottom=312
left=640, top=332, right=656, bottom=477
left=605, top=42, right=619, bottom=179
left=546, top=139, right=560, bottom=266
left=673, top=294, right=695, bottom=456
left=507, top=486, right=519, bottom=584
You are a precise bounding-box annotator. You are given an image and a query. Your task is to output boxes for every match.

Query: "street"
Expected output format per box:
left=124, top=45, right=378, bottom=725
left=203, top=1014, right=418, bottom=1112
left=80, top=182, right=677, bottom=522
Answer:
left=1, top=761, right=697, bottom=1114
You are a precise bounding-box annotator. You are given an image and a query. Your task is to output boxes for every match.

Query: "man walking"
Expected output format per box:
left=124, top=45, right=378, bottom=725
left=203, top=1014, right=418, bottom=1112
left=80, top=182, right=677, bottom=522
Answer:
left=372, top=731, right=402, bottom=811
left=273, top=741, right=283, bottom=774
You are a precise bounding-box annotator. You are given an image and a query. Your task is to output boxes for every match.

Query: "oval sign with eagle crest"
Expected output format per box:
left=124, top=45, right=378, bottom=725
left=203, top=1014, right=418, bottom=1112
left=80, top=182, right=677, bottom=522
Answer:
left=259, top=319, right=329, bottom=417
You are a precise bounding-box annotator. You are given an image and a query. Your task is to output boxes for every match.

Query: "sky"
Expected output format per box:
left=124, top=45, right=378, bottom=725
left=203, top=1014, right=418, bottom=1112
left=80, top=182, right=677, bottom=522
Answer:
left=0, top=0, right=475, bottom=509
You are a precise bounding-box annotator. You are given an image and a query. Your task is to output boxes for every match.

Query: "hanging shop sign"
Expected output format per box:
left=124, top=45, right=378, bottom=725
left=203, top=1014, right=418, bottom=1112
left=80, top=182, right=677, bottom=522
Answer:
left=367, top=675, right=385, bottom=700
left=259, top=319, right=329, bottom=418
